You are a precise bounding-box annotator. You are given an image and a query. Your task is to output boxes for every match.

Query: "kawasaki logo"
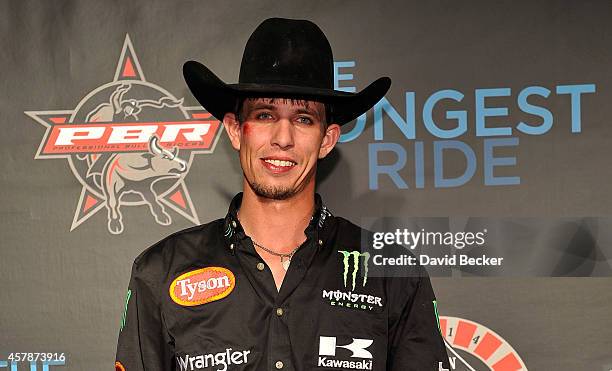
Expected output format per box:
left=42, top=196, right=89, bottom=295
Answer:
left=317, top=358, right=373, bottom=370
left=319, top=336, right=373, bottom=358
left=318, top=336, right=374, bottom=370
left=338, top=250, right=370, bottom=290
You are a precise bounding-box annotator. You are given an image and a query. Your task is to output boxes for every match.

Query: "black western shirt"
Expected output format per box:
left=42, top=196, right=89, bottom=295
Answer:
left=115, top=192, right=450, bottom=371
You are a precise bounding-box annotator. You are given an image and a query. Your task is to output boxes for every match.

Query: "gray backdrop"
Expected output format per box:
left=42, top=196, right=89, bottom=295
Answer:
left=1, top=0, right=611, bottom=370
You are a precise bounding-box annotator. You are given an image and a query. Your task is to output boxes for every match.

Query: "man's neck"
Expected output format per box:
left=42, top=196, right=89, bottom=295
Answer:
left=237, top=182, right=315, bottom=254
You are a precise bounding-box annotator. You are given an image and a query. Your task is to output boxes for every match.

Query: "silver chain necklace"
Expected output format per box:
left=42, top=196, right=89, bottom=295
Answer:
left=237, top=212, right=305, bottom=271
left=251, top=239, right=301, bottom=271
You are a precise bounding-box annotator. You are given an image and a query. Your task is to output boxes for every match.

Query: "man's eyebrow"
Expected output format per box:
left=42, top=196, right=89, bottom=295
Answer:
left=294, top=108, right=322, bottom=119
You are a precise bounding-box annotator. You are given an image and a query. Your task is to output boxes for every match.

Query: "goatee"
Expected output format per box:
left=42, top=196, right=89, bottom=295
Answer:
left=248, top=180, right=297, bottom=200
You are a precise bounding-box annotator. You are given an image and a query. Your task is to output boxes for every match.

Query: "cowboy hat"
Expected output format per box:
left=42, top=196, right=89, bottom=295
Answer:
left=183, top=17, right=391, bottom=125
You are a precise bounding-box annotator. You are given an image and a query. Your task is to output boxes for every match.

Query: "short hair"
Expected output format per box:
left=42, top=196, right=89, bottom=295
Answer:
left=233, top=97, right=332, bottom=131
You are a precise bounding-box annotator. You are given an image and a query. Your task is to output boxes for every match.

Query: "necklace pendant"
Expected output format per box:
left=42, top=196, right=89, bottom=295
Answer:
left=282, top=258, right=291, bottom=271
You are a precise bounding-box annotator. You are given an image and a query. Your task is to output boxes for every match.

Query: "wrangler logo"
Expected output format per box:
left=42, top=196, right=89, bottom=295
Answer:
left=338, top=250, right=370, bottom=290
left=169, top=267, right=235, bottom=306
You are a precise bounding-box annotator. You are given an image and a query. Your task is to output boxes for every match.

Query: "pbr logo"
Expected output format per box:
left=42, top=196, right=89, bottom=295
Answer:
left=26, top=35, right=221, bottom=234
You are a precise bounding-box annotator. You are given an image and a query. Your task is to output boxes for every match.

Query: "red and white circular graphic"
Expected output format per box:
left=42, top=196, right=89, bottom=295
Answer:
left=439, top=316, right=527, bottom=371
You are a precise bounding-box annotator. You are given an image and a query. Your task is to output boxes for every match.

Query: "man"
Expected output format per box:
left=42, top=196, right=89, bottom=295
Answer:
left=115, top=18, right=450, bottom=371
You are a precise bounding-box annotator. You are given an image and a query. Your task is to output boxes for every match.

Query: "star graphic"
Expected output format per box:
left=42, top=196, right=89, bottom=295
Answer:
left=25, top=35, right=221, bottom=234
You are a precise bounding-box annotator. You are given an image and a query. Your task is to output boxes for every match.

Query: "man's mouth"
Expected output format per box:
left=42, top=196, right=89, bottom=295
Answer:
left=261, top=157, right=297, bottom=173
left=262, top=158, right=297, bottom=168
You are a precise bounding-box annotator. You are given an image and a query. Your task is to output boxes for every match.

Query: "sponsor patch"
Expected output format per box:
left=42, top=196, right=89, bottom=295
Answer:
left=433, top=300, right=441, bottom=334
left=338, top=250, right=370, bottom=290
left=170, top=267, right=235, bottom=306
left=324, top=250, right=382, bottom=312
left=176, top=348, right=251, bottom=371
left=318, top=336, right=374, bottom=370
left=115, top=361, right=125, bottom=371
left=120, top=289, right=131, bottom=331
left=321, top=289, right=384, bottom=312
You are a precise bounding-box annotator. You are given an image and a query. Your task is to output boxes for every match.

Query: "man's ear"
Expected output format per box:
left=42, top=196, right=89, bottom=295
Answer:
left=222, top=112, right=241, bottom=151
left=318, top=123, right=341, bottom=159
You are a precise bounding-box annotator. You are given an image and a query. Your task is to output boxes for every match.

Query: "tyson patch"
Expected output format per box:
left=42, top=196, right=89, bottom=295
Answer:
left=169, top=267, right=235, bottom=306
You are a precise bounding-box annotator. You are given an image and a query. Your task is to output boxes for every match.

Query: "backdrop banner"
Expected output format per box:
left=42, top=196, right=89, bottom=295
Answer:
left=1, top=1, right=611, bottom=370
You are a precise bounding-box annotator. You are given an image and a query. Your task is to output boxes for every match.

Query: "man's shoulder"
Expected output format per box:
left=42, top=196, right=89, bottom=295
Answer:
left=132, top=218, right=225, bottom=274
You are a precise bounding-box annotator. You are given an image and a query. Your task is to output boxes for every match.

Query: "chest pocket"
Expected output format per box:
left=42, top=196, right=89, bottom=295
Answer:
left=304, top=303, right=388, bottom=371
left=289, top=281, right=389, bottom=370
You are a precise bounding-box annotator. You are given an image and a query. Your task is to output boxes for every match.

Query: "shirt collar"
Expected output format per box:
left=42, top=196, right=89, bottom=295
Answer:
left=222, top=192, right=334, bottom=251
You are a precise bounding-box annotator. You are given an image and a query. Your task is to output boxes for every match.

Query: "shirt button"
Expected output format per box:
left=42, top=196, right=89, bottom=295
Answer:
left=231, top=220, right=237, bottom=228
left=276, top=308, right=284, bottom=316
left=318, top=239, right=323, bottom=246
left=256, top=262, right=265, bottom=271
left=275, top=360, right=284, bottom=369
left=229, top=243, right=234, bottom=250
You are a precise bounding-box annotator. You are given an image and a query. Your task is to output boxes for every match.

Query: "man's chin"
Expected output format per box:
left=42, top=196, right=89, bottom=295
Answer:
left=249, top=181, right=298, bottom=201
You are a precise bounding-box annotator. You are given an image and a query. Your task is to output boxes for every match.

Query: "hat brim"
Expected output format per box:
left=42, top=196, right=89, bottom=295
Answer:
left=183, top=60, right=391, bottom=125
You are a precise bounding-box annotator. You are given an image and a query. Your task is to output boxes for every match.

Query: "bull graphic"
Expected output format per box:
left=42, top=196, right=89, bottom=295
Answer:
left=74, top=83, right=188, bottom=234
left=84, top=135, right=187, bottom=234
left=87, top=83, right=183, bottom=122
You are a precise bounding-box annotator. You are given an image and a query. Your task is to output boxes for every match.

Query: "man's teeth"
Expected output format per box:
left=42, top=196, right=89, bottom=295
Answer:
left=264, top=159, right=296, bottom=167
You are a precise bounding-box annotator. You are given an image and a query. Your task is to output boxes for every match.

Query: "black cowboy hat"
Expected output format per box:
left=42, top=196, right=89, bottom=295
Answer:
left=183, top=17, right=391, bottom=125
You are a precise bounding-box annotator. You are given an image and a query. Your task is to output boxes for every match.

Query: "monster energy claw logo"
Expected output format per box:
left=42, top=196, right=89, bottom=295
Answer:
left=338, top=251, right=370, bottom=290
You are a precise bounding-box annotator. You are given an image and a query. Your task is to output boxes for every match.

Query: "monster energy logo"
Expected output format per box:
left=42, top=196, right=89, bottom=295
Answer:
left=338, top=251, right=370, bottom=290
left=120, top=289, right=131, bottom=331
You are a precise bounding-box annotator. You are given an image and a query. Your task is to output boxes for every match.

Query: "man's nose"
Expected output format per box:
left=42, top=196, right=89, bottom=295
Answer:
left=270, top=118, right=294, bottom=149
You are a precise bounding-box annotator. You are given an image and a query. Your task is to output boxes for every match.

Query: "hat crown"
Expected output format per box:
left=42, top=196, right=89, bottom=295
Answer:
left=239, top=18, right=333, bottom=89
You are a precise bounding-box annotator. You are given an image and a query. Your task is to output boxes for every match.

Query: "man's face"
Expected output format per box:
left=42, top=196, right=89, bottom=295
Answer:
left=223, top=97, right=340, bottom=200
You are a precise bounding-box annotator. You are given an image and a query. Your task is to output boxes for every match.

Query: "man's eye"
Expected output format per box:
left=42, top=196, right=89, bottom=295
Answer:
left=256, top=113, right=273, bottom=120
left=297, top=116, right=313, bottom=125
